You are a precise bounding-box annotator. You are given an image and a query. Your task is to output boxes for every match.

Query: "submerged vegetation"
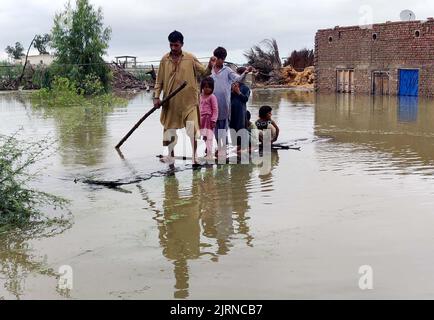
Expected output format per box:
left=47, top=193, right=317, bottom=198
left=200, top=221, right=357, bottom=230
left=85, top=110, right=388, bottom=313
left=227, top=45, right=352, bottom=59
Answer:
left=31, top=76, right=127, bottom=107
left=0, top=133, right=70, bottom=232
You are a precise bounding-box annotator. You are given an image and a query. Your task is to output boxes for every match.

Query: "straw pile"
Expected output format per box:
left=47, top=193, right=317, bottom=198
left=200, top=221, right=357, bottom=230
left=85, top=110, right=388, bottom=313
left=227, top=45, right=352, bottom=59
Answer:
left=280, top=66, right=315, bottom=87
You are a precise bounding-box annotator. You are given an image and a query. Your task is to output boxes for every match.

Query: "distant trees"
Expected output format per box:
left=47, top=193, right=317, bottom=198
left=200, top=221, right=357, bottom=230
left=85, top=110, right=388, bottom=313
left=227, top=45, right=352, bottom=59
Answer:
left=33, top=34, right=51, bottom=55
left=283, top=49, right=314, bottom=70
left=5, top=42, right=24, bottom=60
left=244, top=39, right=282, bottom=82
left=244, top=39, right=315, bottom=84
left=2, top=0, right=116, bottom=95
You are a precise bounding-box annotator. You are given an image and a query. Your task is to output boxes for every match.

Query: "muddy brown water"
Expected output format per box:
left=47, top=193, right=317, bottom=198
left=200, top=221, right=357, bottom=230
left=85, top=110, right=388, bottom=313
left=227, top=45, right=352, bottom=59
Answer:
left=1, top=89, right=434, bottom=299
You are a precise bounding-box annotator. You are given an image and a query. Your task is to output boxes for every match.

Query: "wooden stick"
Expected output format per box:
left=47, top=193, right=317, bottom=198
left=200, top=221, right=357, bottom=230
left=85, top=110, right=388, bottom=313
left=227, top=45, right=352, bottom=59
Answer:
left=18, top=35, right=37, bottom=85
left=115, top=81, right=188, bottom=150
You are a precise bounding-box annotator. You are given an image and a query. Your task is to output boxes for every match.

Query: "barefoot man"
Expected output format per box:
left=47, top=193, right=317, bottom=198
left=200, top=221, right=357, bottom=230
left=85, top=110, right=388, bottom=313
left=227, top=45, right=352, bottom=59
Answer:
left=153, top=30, right=215, bottom=164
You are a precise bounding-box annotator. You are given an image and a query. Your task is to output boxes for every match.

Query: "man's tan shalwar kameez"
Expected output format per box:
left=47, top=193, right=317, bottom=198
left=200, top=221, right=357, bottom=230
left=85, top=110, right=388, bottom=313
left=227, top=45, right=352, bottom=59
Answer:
left=154, top=51, right=210, bottom=145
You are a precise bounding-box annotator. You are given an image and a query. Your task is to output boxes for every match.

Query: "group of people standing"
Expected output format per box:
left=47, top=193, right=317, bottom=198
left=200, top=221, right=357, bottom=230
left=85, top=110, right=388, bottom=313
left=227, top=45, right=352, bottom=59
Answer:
left=153, top=30, right=279, bottom=164
left=198, top=46, right=252, bottom=160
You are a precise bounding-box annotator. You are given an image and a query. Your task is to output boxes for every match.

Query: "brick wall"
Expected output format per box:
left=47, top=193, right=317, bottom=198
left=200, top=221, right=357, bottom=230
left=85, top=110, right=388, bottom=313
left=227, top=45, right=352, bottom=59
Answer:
left=315, top=19, right=434, bottom=96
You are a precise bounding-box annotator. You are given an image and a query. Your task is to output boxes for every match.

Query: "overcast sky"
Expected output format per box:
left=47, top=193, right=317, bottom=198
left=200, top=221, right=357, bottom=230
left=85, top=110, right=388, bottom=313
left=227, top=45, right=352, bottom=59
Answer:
left=0, top=0, right=433, bottom=64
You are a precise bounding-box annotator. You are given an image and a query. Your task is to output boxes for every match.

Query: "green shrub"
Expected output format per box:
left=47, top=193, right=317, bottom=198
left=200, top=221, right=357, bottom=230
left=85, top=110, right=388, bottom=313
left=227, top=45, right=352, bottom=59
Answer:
left=131, top=69, right=152, bottom=82
left=82, top=73, right=105, bottom=96
left=31, top=76, right=127, bottom=108
left=32, top=76, right=84, bottom=107
left=0, top=133, right=69, bottom=232
left=31, top=65, right=52, bottom=89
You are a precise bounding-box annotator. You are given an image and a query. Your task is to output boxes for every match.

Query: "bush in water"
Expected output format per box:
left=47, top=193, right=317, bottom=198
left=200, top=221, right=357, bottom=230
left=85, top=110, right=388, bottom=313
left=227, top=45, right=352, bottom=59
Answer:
left=0, top=133, right=69, bottom=232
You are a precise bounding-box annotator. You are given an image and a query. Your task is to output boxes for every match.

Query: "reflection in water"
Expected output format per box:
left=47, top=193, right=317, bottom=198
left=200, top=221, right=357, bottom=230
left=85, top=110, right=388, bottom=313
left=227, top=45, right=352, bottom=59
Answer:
left=31, top=105, right=113, bottom=167
left=155, top=166, right=255, bottom=299
left=258, top=150, right=280, bottom=185
left=2, top=93, right=129, bottom=167
left=398, top=96, right=418, bottom=123
left=315, top=94, right=434, bottom=175
left=0, top=92, right=29, bottom=109
left=160, top=174, right=201, bottom=299
left=252, top=89, right=315, bottom=108
left=0, top=223, right=72, bottom=299
left=143, top=156, right=279, bottom=298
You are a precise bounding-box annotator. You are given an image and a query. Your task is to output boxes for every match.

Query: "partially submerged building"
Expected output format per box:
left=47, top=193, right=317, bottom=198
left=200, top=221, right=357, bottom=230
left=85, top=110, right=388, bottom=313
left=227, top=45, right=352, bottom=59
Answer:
left=315, top=18, right=434, bottom=96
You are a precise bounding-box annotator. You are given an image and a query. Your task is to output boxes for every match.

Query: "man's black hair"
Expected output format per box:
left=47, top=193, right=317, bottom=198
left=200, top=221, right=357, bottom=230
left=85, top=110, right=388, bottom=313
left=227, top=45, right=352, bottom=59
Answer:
left=259, top=105, right=273, bottom=118
left=200, top=77, right=215, bottom=92
left=168, top=30, right=184, bottom=44
left=213, top=47, right=227, bottom=60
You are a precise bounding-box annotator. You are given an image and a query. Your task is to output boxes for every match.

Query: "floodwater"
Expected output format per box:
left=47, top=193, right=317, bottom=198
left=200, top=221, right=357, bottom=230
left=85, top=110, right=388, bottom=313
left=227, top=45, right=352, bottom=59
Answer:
left=1, top=89, right=434, bottom=299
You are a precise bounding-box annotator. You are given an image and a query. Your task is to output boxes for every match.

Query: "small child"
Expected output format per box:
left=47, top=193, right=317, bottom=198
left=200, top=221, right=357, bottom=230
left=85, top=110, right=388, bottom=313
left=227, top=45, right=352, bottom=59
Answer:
left=230, top=67, right=251, bottom=151
left=255, top=106, right=280, bottom=144
left=199, top=77, right=219, bottom=159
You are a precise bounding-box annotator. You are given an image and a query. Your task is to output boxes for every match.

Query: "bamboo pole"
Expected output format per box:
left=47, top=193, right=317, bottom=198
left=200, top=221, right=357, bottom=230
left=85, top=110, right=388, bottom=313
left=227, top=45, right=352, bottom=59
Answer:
left=115, top=81, right=188, bottom=150
left=18, top=35, right=37, bottom=86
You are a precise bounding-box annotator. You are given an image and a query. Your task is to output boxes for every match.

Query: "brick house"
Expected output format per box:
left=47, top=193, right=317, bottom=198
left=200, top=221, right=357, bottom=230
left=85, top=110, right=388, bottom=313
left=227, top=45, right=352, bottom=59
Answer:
left=315, top=18, right=434, bottom=96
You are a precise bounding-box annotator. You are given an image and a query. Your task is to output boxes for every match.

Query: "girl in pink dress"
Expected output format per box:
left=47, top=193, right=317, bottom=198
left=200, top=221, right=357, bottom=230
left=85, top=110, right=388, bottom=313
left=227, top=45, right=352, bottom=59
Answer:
left=199, top=77, right=219, bottom=159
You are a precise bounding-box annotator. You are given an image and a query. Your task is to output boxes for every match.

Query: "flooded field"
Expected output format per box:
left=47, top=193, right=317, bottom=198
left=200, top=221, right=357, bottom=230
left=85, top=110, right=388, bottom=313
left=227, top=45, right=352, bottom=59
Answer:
left=1, top=89, right=434, bottom=299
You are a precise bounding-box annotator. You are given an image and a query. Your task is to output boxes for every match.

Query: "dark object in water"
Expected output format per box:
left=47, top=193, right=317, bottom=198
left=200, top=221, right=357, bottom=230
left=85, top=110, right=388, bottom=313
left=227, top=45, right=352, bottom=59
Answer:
left=192, top=163, right=203, bottom=170
left=81, top=144, right=300, bottom=189
left=156, top=154, right=191, bottom=161
left=271, top=143, right=301, bottom=151
left=258, top=142, right=301, bottom=151
left=79, top=167, right=186, bottom=188
left=81, top=178, right=141, bottom=188
left=81, top=157, right=240, bottom=189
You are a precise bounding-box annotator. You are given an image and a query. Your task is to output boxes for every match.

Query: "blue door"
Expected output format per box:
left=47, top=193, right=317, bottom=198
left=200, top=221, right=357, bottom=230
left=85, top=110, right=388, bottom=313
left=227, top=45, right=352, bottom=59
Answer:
left=399, top=69, right=419, bottom=96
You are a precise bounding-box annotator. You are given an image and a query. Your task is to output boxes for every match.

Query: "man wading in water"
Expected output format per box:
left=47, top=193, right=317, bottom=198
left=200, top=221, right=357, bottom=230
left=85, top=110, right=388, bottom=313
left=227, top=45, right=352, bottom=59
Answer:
left=153, top=31, right=216, bottom=164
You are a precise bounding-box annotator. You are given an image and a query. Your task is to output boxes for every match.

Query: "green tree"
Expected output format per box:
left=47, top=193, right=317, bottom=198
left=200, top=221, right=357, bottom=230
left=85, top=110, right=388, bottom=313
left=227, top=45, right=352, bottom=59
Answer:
left=5, top=42, right=24, bottom=60
left=50, top=0, right=112, bottom=93
left=33, top=34, right=51, bottom=55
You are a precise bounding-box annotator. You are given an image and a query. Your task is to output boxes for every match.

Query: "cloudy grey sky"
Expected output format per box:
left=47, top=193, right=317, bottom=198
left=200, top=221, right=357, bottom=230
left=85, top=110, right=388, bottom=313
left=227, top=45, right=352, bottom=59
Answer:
left=0, top=0, right=432, bottom=64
